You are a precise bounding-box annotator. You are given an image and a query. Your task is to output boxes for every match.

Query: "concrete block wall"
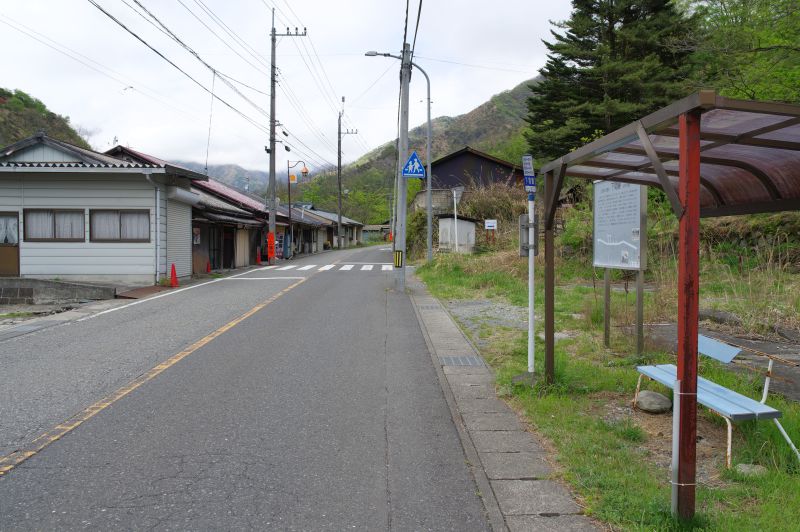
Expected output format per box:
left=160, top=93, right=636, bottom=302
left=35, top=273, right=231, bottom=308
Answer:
left=0, top=278, right=116, bottom=304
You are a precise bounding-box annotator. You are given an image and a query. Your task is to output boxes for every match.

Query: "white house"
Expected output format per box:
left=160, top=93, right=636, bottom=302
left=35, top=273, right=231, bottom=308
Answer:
left=0, top=132, right=205, bottom=284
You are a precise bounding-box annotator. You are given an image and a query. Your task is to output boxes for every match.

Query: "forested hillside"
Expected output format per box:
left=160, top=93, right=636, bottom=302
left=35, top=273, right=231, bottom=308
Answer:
left=0, top=88, right=90, bottom=149
left=296, top=77, right=537, bottom=224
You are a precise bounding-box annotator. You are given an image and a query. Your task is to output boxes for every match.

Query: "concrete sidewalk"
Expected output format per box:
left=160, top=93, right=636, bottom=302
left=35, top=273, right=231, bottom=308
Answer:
left=408, top=274, right=598, bottom=532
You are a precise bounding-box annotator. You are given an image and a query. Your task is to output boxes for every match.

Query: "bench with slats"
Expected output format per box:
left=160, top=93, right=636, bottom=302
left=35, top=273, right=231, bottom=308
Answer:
left=634, top=334, right=799, bottom=467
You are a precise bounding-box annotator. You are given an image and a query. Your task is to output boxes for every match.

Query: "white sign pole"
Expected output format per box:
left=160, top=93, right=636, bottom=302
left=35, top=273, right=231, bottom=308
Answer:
left=453, top=189, right=458, bottom=253
left=522, top=155, right=536, bottom=375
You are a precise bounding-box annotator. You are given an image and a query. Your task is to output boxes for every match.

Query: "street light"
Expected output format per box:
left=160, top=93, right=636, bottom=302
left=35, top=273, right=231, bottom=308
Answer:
left=286, top=160, right=309, bottom=259
left=365, top=51, right=433, bottom=263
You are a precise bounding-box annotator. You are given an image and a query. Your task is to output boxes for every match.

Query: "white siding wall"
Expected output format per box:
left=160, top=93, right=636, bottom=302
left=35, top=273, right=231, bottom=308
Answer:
left=0, top=174, right=158, bottom=284
left=166, top=199, right=191, bottom=278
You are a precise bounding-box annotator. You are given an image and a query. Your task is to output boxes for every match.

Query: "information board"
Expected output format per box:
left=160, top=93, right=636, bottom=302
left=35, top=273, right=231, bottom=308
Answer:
left=593, top=181, right=646, bottom=270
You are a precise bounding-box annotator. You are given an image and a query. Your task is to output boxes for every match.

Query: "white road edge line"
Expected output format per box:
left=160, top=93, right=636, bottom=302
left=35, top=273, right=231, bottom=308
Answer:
left=297, top=265, right=317, bottom=271
left=223, top=277, right=305, bottom=280
left=77, top=268, right=265, bottom=322
left=277, top=265, right=297, bottom=270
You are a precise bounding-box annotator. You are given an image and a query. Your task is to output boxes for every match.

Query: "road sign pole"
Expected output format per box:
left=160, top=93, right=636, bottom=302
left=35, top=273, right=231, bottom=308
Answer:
left=522, top=155, right=537, bottom=376
left=528, top=193, right=535, bottom=373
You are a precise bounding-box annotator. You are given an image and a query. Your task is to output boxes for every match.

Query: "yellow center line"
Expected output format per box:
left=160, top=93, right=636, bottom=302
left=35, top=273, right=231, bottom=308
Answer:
left=0, top=277, right=307, bottom=478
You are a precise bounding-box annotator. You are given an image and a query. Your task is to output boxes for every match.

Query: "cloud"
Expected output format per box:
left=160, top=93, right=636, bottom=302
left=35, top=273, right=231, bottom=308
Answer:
left=0, top=0, right=572, bottom=171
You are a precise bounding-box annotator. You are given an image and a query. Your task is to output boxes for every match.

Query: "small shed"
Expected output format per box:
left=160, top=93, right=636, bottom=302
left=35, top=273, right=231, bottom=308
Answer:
left=437, top=214, right=477, bottom=253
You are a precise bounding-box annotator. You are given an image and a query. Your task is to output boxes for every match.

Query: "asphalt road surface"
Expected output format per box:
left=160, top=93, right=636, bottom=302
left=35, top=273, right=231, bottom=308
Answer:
left=0, top=247, right=489, bottom=530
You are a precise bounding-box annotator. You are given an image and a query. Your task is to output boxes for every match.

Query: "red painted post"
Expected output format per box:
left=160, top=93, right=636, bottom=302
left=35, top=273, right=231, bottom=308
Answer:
left=676, top=110, right=701, bottom=519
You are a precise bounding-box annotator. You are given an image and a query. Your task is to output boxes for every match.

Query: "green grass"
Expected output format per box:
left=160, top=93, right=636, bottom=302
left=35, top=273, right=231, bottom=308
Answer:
left=417, top=252, right=800, bottom=531
left=0, top=311, right=36, bottom=319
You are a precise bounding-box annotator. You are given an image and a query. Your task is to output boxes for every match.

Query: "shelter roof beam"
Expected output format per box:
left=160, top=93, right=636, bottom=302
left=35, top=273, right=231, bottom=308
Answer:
left=637, top=122, right=684, bottom=217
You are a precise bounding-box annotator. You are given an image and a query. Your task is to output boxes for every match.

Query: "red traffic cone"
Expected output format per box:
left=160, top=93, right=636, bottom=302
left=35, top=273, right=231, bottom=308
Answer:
left=206, top=261, right=211, bottom=273
left=170, top=263, right=179, bottom=288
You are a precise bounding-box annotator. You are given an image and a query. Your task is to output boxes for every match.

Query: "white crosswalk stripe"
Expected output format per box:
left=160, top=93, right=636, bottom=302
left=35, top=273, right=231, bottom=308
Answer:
left=277, top=265, right=296, bottom=270
left=339, top=264, right=354, bottom=271
left=319, top=264, right=336, bottom=271
left=360, top=265, right=373, bottom=271
left=297, top=265, right=316, bottom=271
left=382, top=264, right=393, bottom=271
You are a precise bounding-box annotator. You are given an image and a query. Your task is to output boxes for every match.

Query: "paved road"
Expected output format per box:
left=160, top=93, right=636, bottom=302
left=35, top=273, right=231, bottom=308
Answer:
left=0, top=247, right=489, bottom=530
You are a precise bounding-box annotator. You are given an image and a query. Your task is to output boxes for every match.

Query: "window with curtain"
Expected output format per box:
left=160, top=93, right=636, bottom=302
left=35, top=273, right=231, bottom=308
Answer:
left=0, top=214, right=18, bottom=244
left=55, top=211, right=84, bottom=240
left=90, top=210, right=149, bottom=242
left=23, top=210, right=84, bottom=241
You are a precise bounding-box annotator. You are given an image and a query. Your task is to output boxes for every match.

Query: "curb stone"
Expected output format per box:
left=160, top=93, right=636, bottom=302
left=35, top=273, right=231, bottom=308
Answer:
left=408, top=275, right=599, bottom=532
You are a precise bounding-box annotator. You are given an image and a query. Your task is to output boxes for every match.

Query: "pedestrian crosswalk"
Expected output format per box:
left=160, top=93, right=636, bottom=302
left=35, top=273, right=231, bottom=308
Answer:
left=256, top=263, right=394, bottom=273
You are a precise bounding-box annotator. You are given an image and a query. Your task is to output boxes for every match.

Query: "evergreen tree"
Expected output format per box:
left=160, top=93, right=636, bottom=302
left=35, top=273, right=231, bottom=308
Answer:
left=526, top=0, right=697, bottom=162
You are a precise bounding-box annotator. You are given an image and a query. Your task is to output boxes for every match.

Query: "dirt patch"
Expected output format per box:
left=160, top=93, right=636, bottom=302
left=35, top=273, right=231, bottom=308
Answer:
left=0, top=304, right=75, bottom=326
left=445, top=299, right=528, bottom=349
left=597, top=392, right=732, bottom=489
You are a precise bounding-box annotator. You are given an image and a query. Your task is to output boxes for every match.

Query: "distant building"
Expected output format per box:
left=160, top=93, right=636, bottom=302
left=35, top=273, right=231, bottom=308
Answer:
left=437, top=214, right=477, bottom=254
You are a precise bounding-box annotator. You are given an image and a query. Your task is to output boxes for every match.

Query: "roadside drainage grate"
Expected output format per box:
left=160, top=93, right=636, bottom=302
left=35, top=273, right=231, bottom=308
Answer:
left=418, top=304, right=441, bottom=310
left=439, top=356, right=486, bottom=367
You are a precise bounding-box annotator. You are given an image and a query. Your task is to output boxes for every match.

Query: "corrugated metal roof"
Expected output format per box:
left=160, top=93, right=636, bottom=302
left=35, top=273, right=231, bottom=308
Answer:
left=0, top=161, right=159, bottom=169
left=307, top=207, right=363, bottom=226
left=0, top=134, right=205, bottom=180
left=194, top=179, right=269, bottom=213
left=539, top=91, right=800, bottom=218
left=192, top=188, right=252, bottom=216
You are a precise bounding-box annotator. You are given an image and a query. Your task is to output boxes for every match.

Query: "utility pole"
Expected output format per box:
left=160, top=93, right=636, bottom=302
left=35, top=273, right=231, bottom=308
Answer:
left=267, top=8, right=306, bottom=262
left=395, top=42, right=412, bottom=289
left=337, top=97, right=357, bottom=250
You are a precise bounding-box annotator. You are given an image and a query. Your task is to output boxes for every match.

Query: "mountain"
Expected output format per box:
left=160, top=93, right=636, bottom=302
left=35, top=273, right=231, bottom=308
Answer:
left=173, top=161, right=270, bottom=192
left=0, top=88, right=90, bottom=149
left=298, top=77, right=539, bottom=224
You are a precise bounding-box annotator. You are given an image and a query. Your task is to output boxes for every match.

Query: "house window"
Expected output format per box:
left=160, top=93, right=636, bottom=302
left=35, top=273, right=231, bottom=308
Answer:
left=90, top=210, right=150, bottom=242
left=0, top=214, right=19, bottom=245
left=23, top=209, right=85, bottom=242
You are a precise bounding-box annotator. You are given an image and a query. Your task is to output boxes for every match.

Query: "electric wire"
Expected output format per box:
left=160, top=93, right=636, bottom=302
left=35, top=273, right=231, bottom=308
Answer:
left=410, top=0, right=423, bottom=62
left=129, top=0, right=271, bottom=121
left=175, top=0, right=270, bottom=77
left=204, top=70, right=216, bottom=174
left=191, top=0, right=271, bottom=70
left=86, top=0, right=270, bottom=135
left=413, top=55, right=537, bottom=74
left=0, top=14, right=258, bottom=150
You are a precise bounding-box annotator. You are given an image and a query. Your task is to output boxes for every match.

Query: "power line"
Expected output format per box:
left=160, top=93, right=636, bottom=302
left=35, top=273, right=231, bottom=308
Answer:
left=129, top=0, right=271, bottom=120
left=192, top=0, right=271, bottom=71
left=86, top=0, right=269, bottom=135
left=413, top=55, right=538, bottom=74
left=175, top=0, right=270, bottom=77
left=410, top=0, right=423, bottom=62
left=277, top=76, right=338, bottom=158
left=402, top=0, right=410, bottom=48
left=0, top=14, right=259, bottom=149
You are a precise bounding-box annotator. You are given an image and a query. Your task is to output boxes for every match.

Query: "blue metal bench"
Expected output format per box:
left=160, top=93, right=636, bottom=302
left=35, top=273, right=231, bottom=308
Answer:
left=634, top=334, right=800, bottom=467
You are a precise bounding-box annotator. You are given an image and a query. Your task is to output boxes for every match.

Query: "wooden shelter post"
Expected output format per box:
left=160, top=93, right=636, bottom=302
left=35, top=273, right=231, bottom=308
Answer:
left=544, top=170, right=556, bottom=385
left=676, top=110, right=701, bottom=519
left=544, top=165, right=565, bottom=385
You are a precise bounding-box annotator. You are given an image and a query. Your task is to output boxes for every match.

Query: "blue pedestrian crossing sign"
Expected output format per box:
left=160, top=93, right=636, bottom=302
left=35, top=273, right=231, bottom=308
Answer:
left=402, top=151, right=426, bottom=178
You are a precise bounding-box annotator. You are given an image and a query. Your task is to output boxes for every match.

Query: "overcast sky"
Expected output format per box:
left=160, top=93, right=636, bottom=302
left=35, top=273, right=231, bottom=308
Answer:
left=0, top=0, right=572, bottom=172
